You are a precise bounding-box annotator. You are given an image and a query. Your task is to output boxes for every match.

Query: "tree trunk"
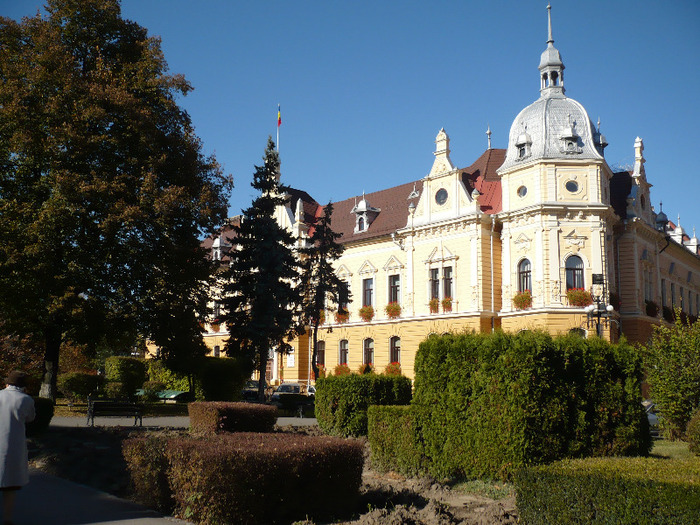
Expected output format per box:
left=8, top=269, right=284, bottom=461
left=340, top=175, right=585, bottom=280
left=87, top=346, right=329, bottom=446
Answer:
left=258, top=346, right=268, bottom=402
left=311, top=322, right=319, bottom=381
left=39, top=324, right=62, bottom=401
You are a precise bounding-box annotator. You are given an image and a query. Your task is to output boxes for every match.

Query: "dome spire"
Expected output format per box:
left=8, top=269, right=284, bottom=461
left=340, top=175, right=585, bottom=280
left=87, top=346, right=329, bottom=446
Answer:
left=539, top=3, right=565, bottom=96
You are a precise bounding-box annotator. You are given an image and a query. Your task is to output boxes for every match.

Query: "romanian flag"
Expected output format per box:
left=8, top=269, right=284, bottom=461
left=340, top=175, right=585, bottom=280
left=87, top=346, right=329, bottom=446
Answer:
left=277, top=105, right=281, bottom=127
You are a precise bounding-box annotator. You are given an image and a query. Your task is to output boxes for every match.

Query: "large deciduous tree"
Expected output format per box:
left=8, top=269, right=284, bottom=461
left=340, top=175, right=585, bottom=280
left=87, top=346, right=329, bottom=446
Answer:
left=299, top=202, right=348, bottom=380
left=643, top=311, right=700, bottom=439
left=222, top=137, right=302, bottom=401
left=0, top=0, right=231, bottom=399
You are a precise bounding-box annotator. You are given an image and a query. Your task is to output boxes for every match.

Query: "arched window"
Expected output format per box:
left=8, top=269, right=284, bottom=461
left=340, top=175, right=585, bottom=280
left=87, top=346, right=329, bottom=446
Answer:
left=339, top=340, right=348, bottom=365
left=565, top=255, right=584, bottom=290
left=358, top=217, right=365, bottom=232
left=213, top=345, right=220, bottom=358
left=569, top=328, right=586, bottom=338
left=518, top=259, right=532, bottom=292
left=316, top=341, right=325, bottom=366
left=363, top=338, right=374, bottom=365
left=390, top=336, right=401, bottom=364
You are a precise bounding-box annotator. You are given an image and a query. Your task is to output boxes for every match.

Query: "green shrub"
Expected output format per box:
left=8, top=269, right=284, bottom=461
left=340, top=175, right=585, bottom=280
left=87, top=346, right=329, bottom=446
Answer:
left=165, top=433, right=364, bottom=524
left=357, top=363, right=374, bottom=374
left=333, top=363, right=351, bottom=376
left=411, top=331, right=649, bottom=480
left=188, top=402, right=277, bottom=435
left=104, top=381, right=127, bottom=399
left=26, top=397, right=54, bottom=436
left=57, top=372, right=104, bottom=401
left=367, top=405, right=424, bottom=476
left=315, top=374, right=412, bottom=437
left=515, top=456, right=700, bottom=524
left=197, top=357, right=247, bottom=401
left=122, top=436, right=172, bottom=513
left=147, top=360, right=191, bottom=392
left=142, top=381, right=166, bottom=402
left=687, top=408, right=700, bottom=456
left=105, top=357, right=147, bottom=398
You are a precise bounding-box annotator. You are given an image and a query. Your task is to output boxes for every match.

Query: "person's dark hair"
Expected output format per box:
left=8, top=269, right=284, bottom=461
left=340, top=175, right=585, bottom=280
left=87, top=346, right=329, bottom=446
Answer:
left=6, top=370, right=27, bottom=388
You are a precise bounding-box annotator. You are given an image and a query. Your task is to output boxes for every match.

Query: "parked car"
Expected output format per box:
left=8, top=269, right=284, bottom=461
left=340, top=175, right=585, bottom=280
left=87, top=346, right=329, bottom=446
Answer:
left=643, top=400, right=660, bottom=438
left=241, top=380, right=272, bottom=402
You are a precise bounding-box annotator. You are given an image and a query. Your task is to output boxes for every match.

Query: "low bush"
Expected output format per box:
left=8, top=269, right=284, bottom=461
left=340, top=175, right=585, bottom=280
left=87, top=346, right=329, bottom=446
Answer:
left=147, top=360, right=191, bottom=392
left=122, top=436, right=172, bottom=513
left=515, top=456, right=700, bottom=524
left=188, top=402, right=277, bottom=435
left=687, top=408, right=700, bottom=456
left=26, top=397, right=54, bottom=436
left=104, top=381, right=127, bottom=399
left=165, top=433, right=364, bottom=525
left=315, top=374, right=412, bottom=437
left=57, top=372, right=104, bottom=401
left=105, top=357, right=147, bottom=399
left=367, top=405, right=424, bottom=476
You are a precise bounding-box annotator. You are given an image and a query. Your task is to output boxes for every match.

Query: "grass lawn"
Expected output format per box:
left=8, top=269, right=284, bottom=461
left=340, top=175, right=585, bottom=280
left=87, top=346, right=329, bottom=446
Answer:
left=53, top=399, right=189, bottom=417
left=651, top=439, right=695, bottom=460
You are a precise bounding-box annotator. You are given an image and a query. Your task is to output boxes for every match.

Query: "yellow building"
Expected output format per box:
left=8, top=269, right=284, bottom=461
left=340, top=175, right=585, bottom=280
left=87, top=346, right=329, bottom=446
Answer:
left=202, top=8, right=700, bottom=384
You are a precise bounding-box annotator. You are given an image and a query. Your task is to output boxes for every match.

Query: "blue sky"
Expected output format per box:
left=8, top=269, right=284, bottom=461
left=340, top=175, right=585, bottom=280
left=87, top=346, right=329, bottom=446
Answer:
left=5, top=1, right=700, bottom=232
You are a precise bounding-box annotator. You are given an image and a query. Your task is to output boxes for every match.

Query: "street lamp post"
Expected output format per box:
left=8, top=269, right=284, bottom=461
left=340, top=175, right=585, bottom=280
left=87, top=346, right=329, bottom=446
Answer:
left=585, top=273, right=615, bottom=337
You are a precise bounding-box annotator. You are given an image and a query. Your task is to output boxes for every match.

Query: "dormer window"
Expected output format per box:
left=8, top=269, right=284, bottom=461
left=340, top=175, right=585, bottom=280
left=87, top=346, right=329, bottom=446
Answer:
left=560, top=115, right=582, bottom=154
left=352, top=193, right=380, bottom=234
left=515, top=128, right=532, bottom=161
left=358, top=217, right=365, bottom=232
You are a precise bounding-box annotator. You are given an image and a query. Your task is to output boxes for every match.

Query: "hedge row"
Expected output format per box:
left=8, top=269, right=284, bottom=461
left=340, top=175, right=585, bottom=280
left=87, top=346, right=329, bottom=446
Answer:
left=57, top=372, right=104, bottom=401
left=315, top=374, right=412, bottom=437
left=370, top=331, right=650, bottom=480
left=515, top=456, right=700, bottom=524
left=123, top=433, right=364, bottom=524
left=188, top=402, right=277, bottom=435
left=367, top=405, right=424, bottom=476
left=688, top=408, right=700, bottom=455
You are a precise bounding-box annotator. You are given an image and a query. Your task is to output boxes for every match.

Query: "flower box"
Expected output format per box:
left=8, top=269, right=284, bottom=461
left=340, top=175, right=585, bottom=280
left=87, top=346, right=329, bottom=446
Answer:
left=513, top=290, right=532, bottom=310
left=442, top=297, right=453, bottom=313
left=334, top=310, right=349, bottom=324
left=645, top=300, right=659, bottom=318
left=429, top=298, right=440, bottom=314
left=359, top=305, right=374, bottom=322
left=566, top=288, right=593, bottom=307
left=385, top=302, right=401, bottom=319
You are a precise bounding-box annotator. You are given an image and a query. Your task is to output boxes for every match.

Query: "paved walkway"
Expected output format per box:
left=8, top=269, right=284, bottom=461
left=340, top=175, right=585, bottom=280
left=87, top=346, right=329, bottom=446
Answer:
left=9, top=415, right=318, bottom=524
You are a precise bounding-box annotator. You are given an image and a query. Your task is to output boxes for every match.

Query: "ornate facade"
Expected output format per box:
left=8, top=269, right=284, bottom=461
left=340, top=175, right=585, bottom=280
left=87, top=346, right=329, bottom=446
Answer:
left=203, top=6, right=700, bottom=384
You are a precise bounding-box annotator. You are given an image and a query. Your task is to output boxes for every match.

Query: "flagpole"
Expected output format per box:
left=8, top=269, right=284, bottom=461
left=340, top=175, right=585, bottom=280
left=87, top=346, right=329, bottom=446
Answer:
left=276, top=104, right=280, bottom=152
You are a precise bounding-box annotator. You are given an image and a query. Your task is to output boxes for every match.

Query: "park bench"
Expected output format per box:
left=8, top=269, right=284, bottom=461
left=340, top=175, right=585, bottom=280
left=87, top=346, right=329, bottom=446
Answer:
left=87, top=398, right=144, bottom=427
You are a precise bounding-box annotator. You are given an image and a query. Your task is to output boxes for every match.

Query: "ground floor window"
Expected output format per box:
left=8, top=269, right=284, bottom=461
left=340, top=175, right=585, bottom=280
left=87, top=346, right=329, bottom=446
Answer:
left=316, top=341, right=325, bottom=366
left=339, top=340, right=348, bottom=365
left=390, top=336, right=400, bottom=363
left=363, top=338, right=374, bottom=365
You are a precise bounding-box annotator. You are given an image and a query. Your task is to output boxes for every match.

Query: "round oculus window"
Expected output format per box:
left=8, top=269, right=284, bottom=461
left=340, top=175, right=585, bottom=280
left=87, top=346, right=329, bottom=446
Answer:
left=517, top=185, right=527, bottom=197
left=565, top=181, right=579, bottom=193
left=435, top=188, right=448, bottom=205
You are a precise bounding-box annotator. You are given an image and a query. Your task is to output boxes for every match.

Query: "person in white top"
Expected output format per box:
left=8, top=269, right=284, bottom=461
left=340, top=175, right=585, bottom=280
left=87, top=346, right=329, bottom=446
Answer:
left=0, top=370, right=35, bottom=525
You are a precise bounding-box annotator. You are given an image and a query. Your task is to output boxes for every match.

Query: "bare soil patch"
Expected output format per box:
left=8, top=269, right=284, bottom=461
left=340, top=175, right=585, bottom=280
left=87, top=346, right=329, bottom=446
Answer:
left=28, top=424, right=518, bottom=525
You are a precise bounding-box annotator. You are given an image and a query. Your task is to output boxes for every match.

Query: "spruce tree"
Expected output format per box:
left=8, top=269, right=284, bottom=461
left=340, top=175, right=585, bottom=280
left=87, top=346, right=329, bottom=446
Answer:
left=299, top=202, right=349, bottom=380
left=222, top=137, right=302, bottom=401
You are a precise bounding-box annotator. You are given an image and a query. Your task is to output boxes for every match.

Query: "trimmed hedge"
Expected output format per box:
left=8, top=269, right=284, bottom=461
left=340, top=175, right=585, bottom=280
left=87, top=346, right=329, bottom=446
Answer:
left=188, top=402, right=277, bottom=435
left=105, top=357, right=147, bottom=398
left=409, top=331, right=650, bottom=480
left=26, top=396, right=54, bottom=436
left=515, top=456, right=700, bottom=524
left=123, top=433, right=364, bottom=524
left=315, top=374, right=412, bottom=437
left=688, top=407, right=700, bottom=456
left=122, top=436, right=172, bottom=513
left=197, top=357, right=248, bottom=401
left=367, top=405, right=424, bottom=476
left=58, top=372, right=104, bottom=401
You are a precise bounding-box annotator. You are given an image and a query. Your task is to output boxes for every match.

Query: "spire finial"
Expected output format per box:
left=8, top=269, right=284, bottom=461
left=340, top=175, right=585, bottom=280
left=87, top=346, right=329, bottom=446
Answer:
left=547, top=4, right=553, bottom=44
left=486, top=125, right=492, bottom=150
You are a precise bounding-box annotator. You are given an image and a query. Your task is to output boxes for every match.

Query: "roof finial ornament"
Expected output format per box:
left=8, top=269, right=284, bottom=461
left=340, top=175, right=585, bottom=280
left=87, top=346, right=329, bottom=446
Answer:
left=486, top=125, right=492, bottom=150
left=547, top=3, right=553, bottom=44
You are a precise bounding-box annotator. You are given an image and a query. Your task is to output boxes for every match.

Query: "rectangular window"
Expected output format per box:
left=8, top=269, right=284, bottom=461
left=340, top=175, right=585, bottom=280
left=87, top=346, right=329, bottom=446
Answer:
left=362, top=278, right=373, bottom=307
left=390, top=337, right=401, bottom=364
left=363, top=339, right=374, bottom=365
left=339, top=340, right=348, bottom=365
left=671, top=283, right=676, bottom=306
left=661, top=279, right=667, bottom=307
left=430, top=268, right=440, bottom=300
left=388, top=274, right=400, bottom=304
left=316, top=341, right=325, bottom=366
left=681, top=286, right=685, bottom=310
left=443, top=266, right=453, bottom=299
left=213, top=345, right=220, bottom=358
left=339, top=280, right=349, bottom=312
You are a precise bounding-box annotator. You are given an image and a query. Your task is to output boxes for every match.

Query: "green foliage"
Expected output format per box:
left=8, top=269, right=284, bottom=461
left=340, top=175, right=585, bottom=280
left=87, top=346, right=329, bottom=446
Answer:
left=299, top=202, right=349, bottom=382
left=188, top=402, right=278, bottom=435
left=411, top=331, right=650, bottom=480
left=222, top=138, right=302, bottom=390
left=122, top=436, right=172, bottom=513
left=512, top=290, right=532, bottom=310
left=334, top=364, right=351, bottom=376
left=164, top=434, right=364, bottom=525
left=105, top=357, right=146, bottom=398
left=142, top=381, right=166, bottom=402
left=359, top=305, right=374, bottom=322
left=367, top=405, right=424, bottom=476
left=57, top=372, right=104, bottom=401
left=104, top=381, right=126, bottom=399
left=26, top=397, right=54, bottom=436
left=383, top=362, right=402, bottom=376
left=643, top=311, right=700, bottom=439
left=315, top=374, right=412, bottom=437
left=147, top=360, right=190, bottom=392
left=357, top=363, right=374, bottom=375
left=515, top=456, right=700, bottom=524
left=566, top=288, right=593, bottom=306
left=197, top=357, right=248, bottom=401
left=0, top=0, right=231, bottom=399
left=687, top=408, right=700, bottom=456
